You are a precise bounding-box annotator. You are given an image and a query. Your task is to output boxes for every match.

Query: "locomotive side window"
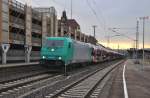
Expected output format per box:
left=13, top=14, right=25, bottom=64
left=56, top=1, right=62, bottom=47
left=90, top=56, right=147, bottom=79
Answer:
left=68, top=42, right=71, bottom=48
left=91, top=48, right=94, bottom=56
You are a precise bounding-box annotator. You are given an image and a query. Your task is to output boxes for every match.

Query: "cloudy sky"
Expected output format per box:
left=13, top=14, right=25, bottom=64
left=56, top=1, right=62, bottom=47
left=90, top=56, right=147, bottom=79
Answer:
left=17, top=0, right=150, bottom=49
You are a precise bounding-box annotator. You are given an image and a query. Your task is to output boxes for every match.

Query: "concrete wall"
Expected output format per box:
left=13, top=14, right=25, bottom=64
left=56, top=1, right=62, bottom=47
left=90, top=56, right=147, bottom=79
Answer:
left=25, top=5, right=32, bottom=46
left=0, top=0, right=9, bottom=43
left=34, top=7, right=58, bottom=37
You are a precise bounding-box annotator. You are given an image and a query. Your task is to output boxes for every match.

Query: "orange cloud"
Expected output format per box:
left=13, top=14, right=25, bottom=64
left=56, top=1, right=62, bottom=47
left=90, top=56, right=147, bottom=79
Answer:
left=99, top=41, right=150, bottom=49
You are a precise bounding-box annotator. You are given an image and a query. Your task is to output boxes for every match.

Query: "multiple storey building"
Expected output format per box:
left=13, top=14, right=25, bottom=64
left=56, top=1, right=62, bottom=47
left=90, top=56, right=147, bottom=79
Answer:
left=34, top=7, right=58, bottom=37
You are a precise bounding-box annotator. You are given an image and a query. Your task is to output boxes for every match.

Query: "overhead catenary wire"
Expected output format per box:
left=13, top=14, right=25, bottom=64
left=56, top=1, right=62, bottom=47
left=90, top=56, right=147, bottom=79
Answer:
left=110, top=29, right=136, bottom=41
left=86, top=0, right=110, bottom=45
left=91, top=0, right=136, bottom=45
left=52, top=0, right=73, bottom=18
left=22, top=0, right=108, bottom=40
left=86, top=0, right=106, bottom=31
left=92, top=0, right=107, bottom=31
left=91, top=0, right=108, bottom=43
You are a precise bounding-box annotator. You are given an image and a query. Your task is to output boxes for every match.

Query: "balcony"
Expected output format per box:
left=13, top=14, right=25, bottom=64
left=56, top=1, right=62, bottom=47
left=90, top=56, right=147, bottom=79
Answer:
left=10, top=0, right=25, bottom=12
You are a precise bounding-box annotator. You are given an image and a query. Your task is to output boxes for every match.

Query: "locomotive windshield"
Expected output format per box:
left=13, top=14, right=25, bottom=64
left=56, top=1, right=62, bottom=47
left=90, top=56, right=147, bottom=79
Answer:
left=45, top=40, right=64, bottom=47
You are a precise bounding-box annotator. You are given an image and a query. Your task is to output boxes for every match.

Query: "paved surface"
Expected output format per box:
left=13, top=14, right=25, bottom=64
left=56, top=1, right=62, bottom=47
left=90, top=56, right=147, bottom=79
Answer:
left=98, top=61, right=124, bottom=98
left=98, top=59, right=150, bottom=98
left=126, top=59, right=150, bottom=98
left=0, top=62, right=39, bottom=68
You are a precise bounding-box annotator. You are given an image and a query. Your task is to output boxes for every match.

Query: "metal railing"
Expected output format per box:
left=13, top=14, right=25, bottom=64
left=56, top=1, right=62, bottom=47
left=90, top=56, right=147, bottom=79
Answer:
left=9, top=0, right=25, bottom=10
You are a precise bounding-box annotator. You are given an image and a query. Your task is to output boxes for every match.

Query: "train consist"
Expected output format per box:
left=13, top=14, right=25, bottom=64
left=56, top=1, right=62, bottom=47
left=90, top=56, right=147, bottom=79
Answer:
left=40, top=37, right=124, bottom=67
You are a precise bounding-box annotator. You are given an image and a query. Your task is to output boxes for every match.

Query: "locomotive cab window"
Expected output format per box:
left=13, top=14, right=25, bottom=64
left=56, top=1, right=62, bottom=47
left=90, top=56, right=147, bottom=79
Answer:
left=45, top=40, right=64, bottom=47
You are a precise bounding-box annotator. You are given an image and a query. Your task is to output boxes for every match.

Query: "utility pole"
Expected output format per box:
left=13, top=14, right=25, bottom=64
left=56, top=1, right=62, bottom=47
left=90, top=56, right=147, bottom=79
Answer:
left=136, top=20, right=139, bottom=61
left=139, top=16, right=149, bottom=68
left=142, top=18, right=145, bottom=65
left=107, top=36, right=110, bottom=48
left=71, top=0, right=72, bottom=19
left=143, top=18, right=145, bottom=64
left=118, top=44, right=119, bottom=52
left=92, top=25, right=97, bottom=38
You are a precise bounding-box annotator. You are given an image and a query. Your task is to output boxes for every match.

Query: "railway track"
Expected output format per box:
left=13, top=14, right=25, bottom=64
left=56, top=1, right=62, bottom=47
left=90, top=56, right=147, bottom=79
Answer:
left=0, top=60, right=123, bottom=98
left=0, top=65, right=52, bottom=83
left=0, top=74, right=62, bottom=98
left=0, top=65, right=62, bottom=98
left=0, top=73, right=54, bottom=92
left=45, top=60, right=124, bottom=98
left=0, top=65, right=93, bottom=98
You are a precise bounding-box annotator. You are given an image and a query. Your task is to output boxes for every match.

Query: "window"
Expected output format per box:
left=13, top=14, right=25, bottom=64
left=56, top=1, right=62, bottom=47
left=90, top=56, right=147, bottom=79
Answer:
left=68, top=42, right=71, bottom=48
left=45, top=40, right=64, bottom=47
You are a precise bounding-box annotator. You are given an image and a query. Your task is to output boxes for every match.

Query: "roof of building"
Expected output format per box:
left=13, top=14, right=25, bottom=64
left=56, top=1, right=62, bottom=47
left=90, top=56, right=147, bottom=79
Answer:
left=67, top=19, right=80, bottom=29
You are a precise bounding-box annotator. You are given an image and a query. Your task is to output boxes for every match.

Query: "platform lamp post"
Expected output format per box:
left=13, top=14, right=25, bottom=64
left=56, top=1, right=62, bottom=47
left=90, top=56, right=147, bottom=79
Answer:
left=135, top=19, right=139, bottom=63
left=92, top=25, right=97, bottom=38
left=139, top=16, right=149, bottom=67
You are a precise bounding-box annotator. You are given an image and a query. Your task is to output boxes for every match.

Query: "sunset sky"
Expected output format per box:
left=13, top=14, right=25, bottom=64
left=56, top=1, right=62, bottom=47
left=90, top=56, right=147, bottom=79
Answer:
left=17, top=0, right=150, bottom=49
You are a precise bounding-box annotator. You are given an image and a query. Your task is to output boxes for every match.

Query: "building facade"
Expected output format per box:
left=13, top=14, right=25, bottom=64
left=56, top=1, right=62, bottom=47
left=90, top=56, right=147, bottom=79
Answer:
left=34, top=7, right=58, bottom=37
left=0, top=0, right=45, bottom=63
left=58, top=10, right=97, bottom=44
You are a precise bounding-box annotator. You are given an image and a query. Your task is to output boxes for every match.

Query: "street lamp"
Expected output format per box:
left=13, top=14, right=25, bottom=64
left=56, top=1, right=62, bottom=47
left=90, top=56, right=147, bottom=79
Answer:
left=135, top=19, right=139, bottom=63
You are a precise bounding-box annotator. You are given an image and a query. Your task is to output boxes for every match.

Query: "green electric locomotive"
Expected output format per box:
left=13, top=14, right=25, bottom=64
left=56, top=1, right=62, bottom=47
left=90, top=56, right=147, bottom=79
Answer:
left=40, top=37, right=93, bottom=67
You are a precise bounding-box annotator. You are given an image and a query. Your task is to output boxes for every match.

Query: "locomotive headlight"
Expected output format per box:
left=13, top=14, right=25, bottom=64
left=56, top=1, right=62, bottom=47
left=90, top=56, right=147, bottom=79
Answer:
left=42, top=56, right=46, bottom=59
left=51, top=48, right=55, bottom=52
left=58, top=57, right=62, bottom=60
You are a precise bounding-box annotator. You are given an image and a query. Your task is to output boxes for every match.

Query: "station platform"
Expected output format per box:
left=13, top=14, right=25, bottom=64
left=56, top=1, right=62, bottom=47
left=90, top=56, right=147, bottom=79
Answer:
left=0, top=62, right=39, bottom=68
left=125, top=59, right=150, bottom=98
left=99, top=59, right=150, bottom=98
